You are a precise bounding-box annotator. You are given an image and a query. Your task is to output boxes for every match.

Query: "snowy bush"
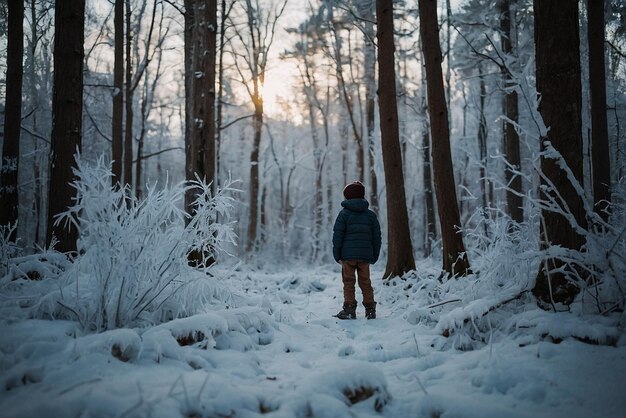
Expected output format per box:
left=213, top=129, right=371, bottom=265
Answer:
left=33, top=156, right=239, bottom=331
left=0, top=223, right=19, bottom=276
left=390, top=171, right=626, bottom=350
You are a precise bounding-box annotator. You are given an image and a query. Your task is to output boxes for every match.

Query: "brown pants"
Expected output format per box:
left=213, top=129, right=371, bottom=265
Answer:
left=341, top=260, right=375, bottom=304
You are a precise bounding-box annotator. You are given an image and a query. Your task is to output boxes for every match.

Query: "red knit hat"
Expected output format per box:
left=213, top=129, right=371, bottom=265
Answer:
left=343, top=181, right=365, bottom=200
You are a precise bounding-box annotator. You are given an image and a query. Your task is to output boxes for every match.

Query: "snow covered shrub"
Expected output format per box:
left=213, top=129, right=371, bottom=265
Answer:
left=0, top=223, right=19, bottom=276
left=396, top=172, right=626, bottom=350
left=36, top=156, right=238, bottom=331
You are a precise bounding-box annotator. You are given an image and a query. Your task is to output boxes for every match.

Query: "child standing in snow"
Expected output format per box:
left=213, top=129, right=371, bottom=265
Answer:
left=332, top=181, right=381, bottom=320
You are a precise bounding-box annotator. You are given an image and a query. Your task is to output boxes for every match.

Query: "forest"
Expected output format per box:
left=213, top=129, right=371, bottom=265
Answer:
left=1, top=0, right=626, bottom=417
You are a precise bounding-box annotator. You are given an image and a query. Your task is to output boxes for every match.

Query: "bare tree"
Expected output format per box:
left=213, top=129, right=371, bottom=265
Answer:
left=477, top=64, right=489, bottom=235
left=228, top=0, right=287, bottom=252
left=288, top=22, right=330, bottom=259
left=588, top=0, right=611, bottom=221
left=420, top=44, right=437, bottom=257
left=135, top=6, right=168, bottom=199
left=418, top=0, right=470, bottom=276
left=533, top=0, right=587, bottom=307
left=215, top=0, right=235, bottom=190
left=124, top=0, right=134, bottom=188
left=376, top=0, right=415, bottom=278
left=0, top=0, right=24, bottom=239
left=47, top=0, right=85, bottom=252
left=123, top=0, right=159, bottom=193
left=24, top=0, right=52, bottom=246
left=112, top=0, right=124, bottom=185
left=500, top=0, right=523, bottom=224
left=327, top=1, right=365, bottom=182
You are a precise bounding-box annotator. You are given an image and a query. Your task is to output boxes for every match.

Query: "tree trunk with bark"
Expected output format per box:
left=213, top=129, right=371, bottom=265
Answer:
left=236, top=0, right=286, bottom=253
left=47, top=0, right=85, bottom=253
left=500, top=0, right=523, bottom=224
left=587, top=0, right=611, bottom=221
left=420, top=36, right=437, bottom=257
left=533, top=0, right=587, bottom=307
left=184, top=0, right=194, bottom=217
left=111, top=0, right=124, bottom=185
left=0, top=0, right=24, bottom=239
left=478, top=69, right=489, bottom=236
left=246, top=99, right=263, bottom=252
left=376, top=0, right=416, bottom=279
left=418, top=0, right=470, bottom=276
left=123, top=0, right=133, bottom=190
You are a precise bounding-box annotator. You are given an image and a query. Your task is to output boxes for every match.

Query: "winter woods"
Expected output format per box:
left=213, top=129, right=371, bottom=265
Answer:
left=1, top=0, right=625, bottom=314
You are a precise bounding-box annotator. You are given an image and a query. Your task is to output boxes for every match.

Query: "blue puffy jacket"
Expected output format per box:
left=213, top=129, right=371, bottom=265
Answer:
left=332, top=199, right=381, bottom=264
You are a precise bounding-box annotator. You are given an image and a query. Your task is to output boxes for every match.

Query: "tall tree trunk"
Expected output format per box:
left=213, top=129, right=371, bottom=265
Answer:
left=111, top=0, right=124, bottom=185
left=500, top=0, right=523, bottom=224
left=587, top=0, right=611, bottom=221
left=234, top=0, right=286, bottom=252
left=376, top=0, right=416, bottom=279
left=201, top=0, right=217, bottom=191
left=27, top=0, right=43, bottom=245
left=533, top=0, right=586, bottom=307
left=246, top=100, right=263, bottom=252
left=420, top=39, right=437, bottom=257
left=0, top=0, right=24, bottom=239
left=419, top=0, right=470, bottom=276
left=478, top=69, right=489, bottom=236
left=215, top=0, right=231, bottom=191
left=184, top=0, right=194, bottom=217
left=47, top=0, right=85, bottom=253
left=123, top=0, right=133, bottom=189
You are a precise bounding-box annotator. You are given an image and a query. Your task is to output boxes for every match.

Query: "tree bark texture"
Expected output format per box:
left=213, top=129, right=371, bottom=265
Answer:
left=418, top=0, right=470, bottom=276
left=533, top=0, right=586, bottom=307
left=184, top=0, right=194, bottom=218
left=376, top=0, right=416, bottom=279
left=246, top=100, right=263, bottom=252
left=243, top=0, right=271, bottom=252
left=123, top=0, right=133, bottom=189
left=587, top=0, right=611, bottom=221
left=478, top=70, right=489, bottom=236
left=0, top=0, right=24, bottom=238
left=500, top=0, right=523, bottom=224
left=47, top=0, right=85, bottom=253
left=419, top=36, right=438, bottom=258
left=111, top=0, right=124, bottom=185
left=187, top=0, right=217, bottom=194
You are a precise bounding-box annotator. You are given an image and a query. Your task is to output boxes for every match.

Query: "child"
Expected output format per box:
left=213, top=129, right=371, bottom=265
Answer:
left=332, top=181, right=381, bottom=319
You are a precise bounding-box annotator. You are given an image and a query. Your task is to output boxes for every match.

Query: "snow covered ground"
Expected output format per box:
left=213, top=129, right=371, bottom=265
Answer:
left=1, top=261, right=626, bottom=418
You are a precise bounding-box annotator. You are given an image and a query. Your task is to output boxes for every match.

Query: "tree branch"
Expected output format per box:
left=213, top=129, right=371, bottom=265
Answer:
left=133, top=146, right=183, bottom=162
left=220, top=113, right=255, bottom=130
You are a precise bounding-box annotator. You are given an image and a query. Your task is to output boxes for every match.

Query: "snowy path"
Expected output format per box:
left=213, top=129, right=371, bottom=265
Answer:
left=1, top=264, right=626, bottom=417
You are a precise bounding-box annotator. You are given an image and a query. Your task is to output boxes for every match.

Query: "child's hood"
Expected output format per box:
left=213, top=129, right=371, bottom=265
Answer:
left=341, top=198, right=369, bottom=212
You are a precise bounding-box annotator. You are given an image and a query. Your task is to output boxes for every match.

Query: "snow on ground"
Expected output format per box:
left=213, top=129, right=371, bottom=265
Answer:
left=1, top=262, right=626, bottom=418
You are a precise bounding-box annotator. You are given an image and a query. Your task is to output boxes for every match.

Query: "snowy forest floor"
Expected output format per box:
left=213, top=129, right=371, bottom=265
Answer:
left=1, top=261, right=626, bottom=418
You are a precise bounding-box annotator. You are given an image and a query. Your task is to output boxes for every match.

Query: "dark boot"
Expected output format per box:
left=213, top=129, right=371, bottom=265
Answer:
left=363, top=302, right=376, bottom=320
left=336, top=302, right=357, bottom=320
